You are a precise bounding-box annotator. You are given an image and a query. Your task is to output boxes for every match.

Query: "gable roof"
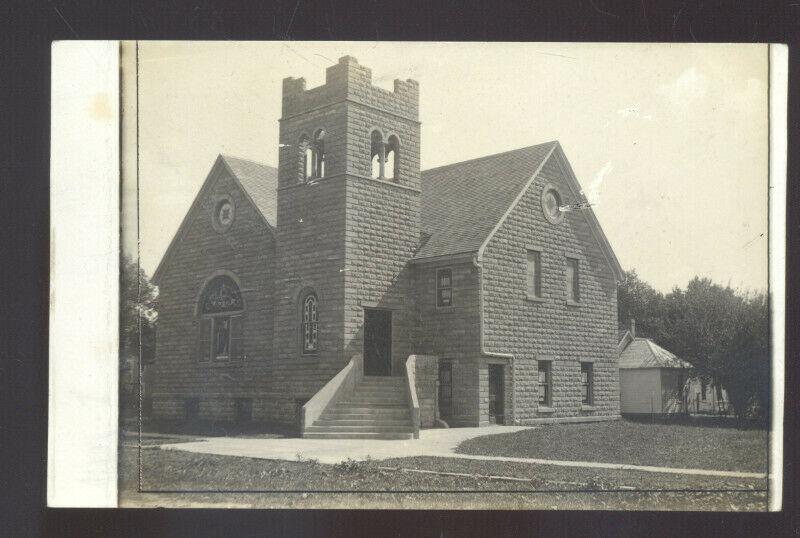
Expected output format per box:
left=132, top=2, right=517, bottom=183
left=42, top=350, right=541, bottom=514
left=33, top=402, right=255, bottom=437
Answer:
left=618, top=337, right=692, bottom=369
left=152, top=154, right=278, bottom=284
left=414, top=142, right=623, bottom=281
left=415, top=142, right=556, bottom=261
left=220, top=155, right=279, bottom=226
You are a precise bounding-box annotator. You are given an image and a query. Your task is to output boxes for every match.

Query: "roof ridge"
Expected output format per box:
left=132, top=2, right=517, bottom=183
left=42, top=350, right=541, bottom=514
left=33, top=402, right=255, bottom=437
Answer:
left=421, top=141, right=557, bottom=174
left=220, top=153, right=276, bottom=169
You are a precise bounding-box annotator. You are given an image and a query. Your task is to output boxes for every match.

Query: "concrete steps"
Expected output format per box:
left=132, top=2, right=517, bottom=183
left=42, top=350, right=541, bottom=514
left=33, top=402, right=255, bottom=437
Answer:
left=303, top=375, right=414, bottom=440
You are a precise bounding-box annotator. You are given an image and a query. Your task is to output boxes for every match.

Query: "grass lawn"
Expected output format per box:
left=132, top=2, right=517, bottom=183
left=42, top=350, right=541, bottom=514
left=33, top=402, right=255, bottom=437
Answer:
left=456, top=418, right=769, bottom=472
left=119, top=443, right=767, bottom=510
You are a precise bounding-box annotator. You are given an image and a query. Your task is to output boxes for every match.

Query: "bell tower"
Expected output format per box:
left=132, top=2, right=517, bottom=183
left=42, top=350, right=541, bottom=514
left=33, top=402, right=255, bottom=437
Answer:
left=273, top=56, right=420, bottom=396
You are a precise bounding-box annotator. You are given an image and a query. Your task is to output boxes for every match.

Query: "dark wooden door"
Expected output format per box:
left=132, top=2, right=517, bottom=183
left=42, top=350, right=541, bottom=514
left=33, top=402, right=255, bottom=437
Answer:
left=488, top=364, right=505, bottom=424
left=364, top=308, right=392, bottom=376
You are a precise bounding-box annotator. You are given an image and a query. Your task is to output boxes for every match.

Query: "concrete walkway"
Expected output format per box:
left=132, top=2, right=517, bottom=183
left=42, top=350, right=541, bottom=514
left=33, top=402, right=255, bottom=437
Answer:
left=160, top=426, right=532, bottom=464
left=159, top=426, right=766, bottom=480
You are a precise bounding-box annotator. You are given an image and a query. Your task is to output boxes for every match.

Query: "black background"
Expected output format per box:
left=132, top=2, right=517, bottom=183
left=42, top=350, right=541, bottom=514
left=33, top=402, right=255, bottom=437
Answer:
left=2, top=0, right=799, bottom=535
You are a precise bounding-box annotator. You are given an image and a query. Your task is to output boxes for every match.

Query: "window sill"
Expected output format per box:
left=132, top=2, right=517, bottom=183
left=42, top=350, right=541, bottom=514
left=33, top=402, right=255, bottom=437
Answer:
left=537, top=406, right=555, bottom=413
left=566, top=300, right=581, bottom=307
left=581, top=405, right=596, bottom=411
left=435, top=305, right=456, bottom=313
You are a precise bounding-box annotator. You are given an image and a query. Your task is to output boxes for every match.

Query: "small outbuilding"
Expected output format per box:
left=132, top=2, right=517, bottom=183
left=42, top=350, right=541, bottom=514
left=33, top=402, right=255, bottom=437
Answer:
left=618, top=321, right=691, bottom=415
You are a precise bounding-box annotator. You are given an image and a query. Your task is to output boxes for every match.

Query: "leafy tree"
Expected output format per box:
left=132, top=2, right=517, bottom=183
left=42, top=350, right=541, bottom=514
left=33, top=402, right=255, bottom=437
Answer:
left=120, top=254, right=158, bottom=416
left=657, top=277, right=769, bottom=420
left=617, top=269, right=666, bottom=340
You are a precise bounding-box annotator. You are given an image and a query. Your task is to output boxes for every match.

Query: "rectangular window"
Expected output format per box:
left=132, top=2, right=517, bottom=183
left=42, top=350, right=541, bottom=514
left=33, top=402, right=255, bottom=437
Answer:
left=526, top=250, right=542, bottom=298
left=436, top=268, right=453, bottom=307
left=701, top=379, right=708, bottom=401
left=581, top=362, right=593, bottom=405
left=538, top=361, right=552, bottom=406
left=566, top=257, right=580, bottom=302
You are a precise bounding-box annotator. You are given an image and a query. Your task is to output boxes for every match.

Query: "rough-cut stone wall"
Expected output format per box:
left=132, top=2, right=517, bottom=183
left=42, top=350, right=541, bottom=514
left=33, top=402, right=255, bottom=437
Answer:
left=270, top=55, right=422, bottom=422
left=482, top=152, right=620, bottom=424
left=413, top=262, right=482, bottom=426
left=338, top=57, right=421, bottom=373
left=151, top=162, right=277, bottom=421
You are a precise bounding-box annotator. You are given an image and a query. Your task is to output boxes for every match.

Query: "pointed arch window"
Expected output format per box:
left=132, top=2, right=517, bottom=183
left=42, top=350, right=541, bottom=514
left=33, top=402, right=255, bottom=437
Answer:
left=313, top=129, right=326, bottom=178
left=299, top=135, right=313, bottom=182
left=385, top=135, right=400, bottom=181
left=197, top=275, right=245, bottom=362
left=370, top=130, right=384, bottom=179
left=370, top=130, right=401, bottom=181
left=301, top=292, right=319, bottom=354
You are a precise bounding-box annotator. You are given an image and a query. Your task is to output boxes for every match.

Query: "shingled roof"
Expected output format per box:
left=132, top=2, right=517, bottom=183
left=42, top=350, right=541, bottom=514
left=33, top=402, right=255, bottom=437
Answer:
left=619, top=337, right=692, bottom=370
left=221, top=155, right=279, bottom=227
left=415, top=142, right=557, bottom=260
left=155, top=143, right=623, bottom=282
left=152, top=154, right=278, bottom=283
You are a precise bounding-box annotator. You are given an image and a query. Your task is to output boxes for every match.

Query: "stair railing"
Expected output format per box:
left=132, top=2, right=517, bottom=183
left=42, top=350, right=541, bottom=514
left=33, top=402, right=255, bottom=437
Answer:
left=300, top=353, right=363, bottom=436
left=405, top=355, right=421, bottom=439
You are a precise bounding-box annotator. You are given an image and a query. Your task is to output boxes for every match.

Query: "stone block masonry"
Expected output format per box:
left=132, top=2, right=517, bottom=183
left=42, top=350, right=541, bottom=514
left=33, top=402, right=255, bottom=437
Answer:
left=482, top=153, right=620, bottom=424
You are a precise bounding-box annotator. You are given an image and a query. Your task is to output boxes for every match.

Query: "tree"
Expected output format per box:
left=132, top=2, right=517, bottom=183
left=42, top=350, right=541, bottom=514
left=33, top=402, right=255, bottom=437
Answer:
left=659, top=278, right=770, bottom=420
left=120, top=254, right=158, bottom=417
left=617, top=269, right=666, bottom=340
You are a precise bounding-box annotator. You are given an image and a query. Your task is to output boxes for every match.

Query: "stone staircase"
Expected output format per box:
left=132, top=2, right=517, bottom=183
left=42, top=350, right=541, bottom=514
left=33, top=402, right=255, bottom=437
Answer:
left=303, top=376, right=415, bottom=439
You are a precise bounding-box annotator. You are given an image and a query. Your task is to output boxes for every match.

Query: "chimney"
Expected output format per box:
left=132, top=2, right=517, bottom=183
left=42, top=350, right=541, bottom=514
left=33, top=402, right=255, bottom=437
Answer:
left=630, top=318, right=636, bottom=339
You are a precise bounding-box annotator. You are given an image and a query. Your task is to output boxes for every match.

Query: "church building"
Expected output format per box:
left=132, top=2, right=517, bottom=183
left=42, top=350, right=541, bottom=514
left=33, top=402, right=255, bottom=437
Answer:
left=149, top=56, right=624, bottom=439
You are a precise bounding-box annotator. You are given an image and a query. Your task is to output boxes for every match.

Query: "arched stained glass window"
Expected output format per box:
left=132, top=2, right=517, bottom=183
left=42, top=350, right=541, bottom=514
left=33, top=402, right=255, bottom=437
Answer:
left=302, top=292, right=319, bottom=354
left=198, top=275, right=244, bottom=362
left=200, top=276, right=243, bottom=314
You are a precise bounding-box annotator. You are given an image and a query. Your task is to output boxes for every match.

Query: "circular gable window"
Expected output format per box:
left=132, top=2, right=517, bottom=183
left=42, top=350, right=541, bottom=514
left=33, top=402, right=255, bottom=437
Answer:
left=541, top=184, right=564, bottom=224
left=213, top=197, right=235, bottom=232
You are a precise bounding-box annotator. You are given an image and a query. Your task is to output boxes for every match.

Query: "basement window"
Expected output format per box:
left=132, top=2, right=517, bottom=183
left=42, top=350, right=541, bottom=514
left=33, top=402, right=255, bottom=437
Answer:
left=235, top=398, right=253, bottom=423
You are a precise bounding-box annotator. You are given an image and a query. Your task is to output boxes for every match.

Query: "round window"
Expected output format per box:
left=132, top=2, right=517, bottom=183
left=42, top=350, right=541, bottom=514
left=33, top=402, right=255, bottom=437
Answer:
left=541, top=185, right=564, bottom=224
left=214, top=198, right=235, bottom=231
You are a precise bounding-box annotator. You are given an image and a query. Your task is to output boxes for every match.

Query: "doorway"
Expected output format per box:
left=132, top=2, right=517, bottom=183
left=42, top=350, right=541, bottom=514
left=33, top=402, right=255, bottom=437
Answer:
left=488, top=364, right=505, bottom=424
left=363, top=308, right=392, bottom=376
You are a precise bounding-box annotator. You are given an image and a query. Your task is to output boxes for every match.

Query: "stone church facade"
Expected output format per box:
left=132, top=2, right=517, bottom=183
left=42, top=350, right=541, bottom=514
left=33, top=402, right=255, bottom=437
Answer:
left=149, top=56, right=623, bottom=436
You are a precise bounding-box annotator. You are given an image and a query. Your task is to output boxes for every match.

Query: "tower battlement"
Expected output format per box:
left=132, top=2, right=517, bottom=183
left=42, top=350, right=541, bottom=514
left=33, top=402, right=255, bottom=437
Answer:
left=282, top=56, right=419, bottom=121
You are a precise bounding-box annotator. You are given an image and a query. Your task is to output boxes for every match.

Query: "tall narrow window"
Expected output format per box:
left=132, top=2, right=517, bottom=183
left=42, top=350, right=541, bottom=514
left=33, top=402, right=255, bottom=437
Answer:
left=302, top=292, right=319, bottom=354
left=313, top=129, right=326, bottom=178
left=299, top=136, right=312, bottom=182
left=385, top=135, right=400, bottom=180
left=370, top=130, right=384, bottom=179
left=436, top=268, right=453, bottom=307
left=198, top=275, right=245, bottom=362
left=581, top=362, right=593, bottom=405
left=566, top=257, right=580, bottom=303
left=526, top=250, right=542, bottom=299
left=538, top=361, right=552, bottom=406
left=701, top=378, right=708, bottom=401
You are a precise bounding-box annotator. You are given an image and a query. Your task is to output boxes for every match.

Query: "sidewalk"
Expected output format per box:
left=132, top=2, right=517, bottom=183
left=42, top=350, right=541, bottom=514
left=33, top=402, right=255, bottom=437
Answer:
left=158, top=426, right=766, bottom=480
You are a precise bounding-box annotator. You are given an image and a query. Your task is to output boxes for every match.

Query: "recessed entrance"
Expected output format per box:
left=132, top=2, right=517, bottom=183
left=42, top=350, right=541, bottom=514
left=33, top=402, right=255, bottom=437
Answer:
left=488, top=364, right=505, bottom=425
left=363, top=308, right=392, bottom=376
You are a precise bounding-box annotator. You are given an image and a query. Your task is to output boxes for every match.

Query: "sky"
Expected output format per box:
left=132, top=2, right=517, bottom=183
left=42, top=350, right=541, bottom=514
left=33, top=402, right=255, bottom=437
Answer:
left=123, top=42, right=769, bottom=293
